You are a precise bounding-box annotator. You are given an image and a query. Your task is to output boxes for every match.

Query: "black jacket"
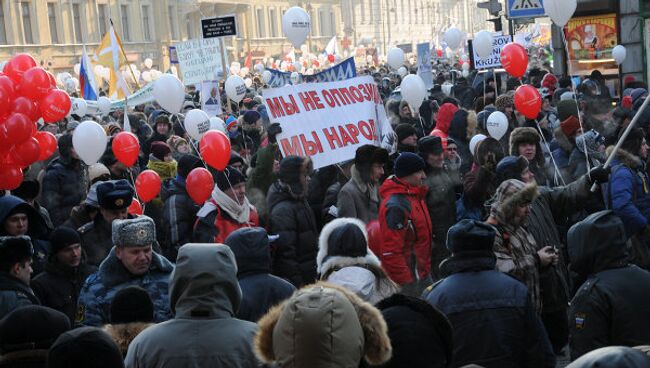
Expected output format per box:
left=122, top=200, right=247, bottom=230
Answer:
left=160, top=177, right=199, bottom=261
left=41, top=157, right=86, bottom=227
left=0, top=273, right=39, bottom=320
left=78, top=214, right=135, bottom=267
left=267, top=181, right=318, bottom=287
left=31, top=259, right=96, bottom=324
left=424, top=253, right=555, bottom=368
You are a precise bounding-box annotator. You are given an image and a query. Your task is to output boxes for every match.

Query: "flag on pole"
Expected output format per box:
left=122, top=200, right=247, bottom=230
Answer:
left=325, top=35, right=339, bottom=56
left=123, top=96, right=131, bottom=132
left=94, top=24, right=132, bottom=100
left=79, top=45, right=98, bottom=101
left=244, top=52, right=252, bottom=70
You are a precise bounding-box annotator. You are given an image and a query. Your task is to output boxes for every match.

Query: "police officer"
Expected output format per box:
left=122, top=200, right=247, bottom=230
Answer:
left=77, top=216, right=174, bottom=326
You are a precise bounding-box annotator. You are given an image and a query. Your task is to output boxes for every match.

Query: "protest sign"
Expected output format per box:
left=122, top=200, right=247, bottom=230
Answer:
left=174, top=38, right=223, bottom=86
left=263, top=75, right=395, bottom=169
left=199, top=80, right=223, bottom=117
left=267, top=57, right=357, bottom=88
left=201, top=15, right=237, bottom=38
left=470, top=34, right=512, bottom=70
left=417, top=43, right=433, bottom=89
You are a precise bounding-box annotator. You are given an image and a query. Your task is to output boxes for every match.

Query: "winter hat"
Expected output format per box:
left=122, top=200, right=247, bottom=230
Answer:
left=57, top=134, right=74, bottom=158
left=624, top=75, right=636, bottom=87
left=85, top=182, right=100, bottom=208
left=104, top=123, right=122, bottom=136
left=622, top=95, right=634, bottom=109
left=394, top=152, right=425, bottom=178
left=560, top=115, right=581, bottom=138
left=150, top=141, right=172, bottom=161
left=11, top=179, right=40, bottom=201
left=560, top=91, right=576, bottom=101
left=541, top=73, right=558, bottom=92
left=495, top=94, right=514, bottom=112
left=254, top=283, right=392, bottom=367
left=619, top=127, right=646, bottom=156
left=0, top=236, right=33, bottom=265
left=565, top=346, right=650, bottom=368
left=109, top=286, right=154, bottom=324
left=631, top=88, right=648, bottom=105
left=47, top=327, right=125, bottom=368
left=88, top=163, right=111, bottom=185
left=279, top=156, right=311, bottom=186
left=243, top=110, right=261, bottom=125
left=475, top=136, right=505, bottom=167
left=509, top=127, right=541, bottom=156
left=354, top=144, right=389, bottom=167
left=154, top=114, right=172, bottom=129
left=376, top=294, right=453, bottom=368
left=49, top=226, right=81, bottom=254
left=490, top=179, right=539, bottom=222
left=317, top=217, right=379, bottom=275
left=167, top=135, right=188, bottom=152
left=0, top=305, right=71, bottom=354
left=112, top=216, right=156, bottom=248
left=229, top=151, right=246, bottom=167
left=446, top=219, right=496, bottom=253
left=476, top=106, right=496, bottom=132
left=395, top=123, right=417, bottom=143
left=225, top=115, right=238, bottom=130
left=215, top=166, right=246, bottom=191
left=557, top=99, right=580, bottom=122
left=96, top=179, right=134, bottom=210
left=225, top=227, right=273, bottom=277
left=576, top=129, right=605, bottom=155
left=496, top=155, right=529, bottom=182
left=177, top=154, right=202, bottom=178
left=417, top=136, right=443, bottom=155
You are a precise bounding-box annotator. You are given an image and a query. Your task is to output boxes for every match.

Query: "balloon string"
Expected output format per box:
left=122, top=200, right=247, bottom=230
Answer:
left=561, top=31, right=591, bottom=173
left=535, top=119, right=566, bottom=186
left=128, top=167, right=145, bottom=212
left=173, top=112, right=209, bottom=170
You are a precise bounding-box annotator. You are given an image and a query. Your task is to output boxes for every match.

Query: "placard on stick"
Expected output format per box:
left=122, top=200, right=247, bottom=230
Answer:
left=201, top=15, right=237, bottom=38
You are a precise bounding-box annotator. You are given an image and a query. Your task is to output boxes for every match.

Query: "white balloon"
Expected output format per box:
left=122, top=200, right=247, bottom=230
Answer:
left=462, top=70, right=469, bottom=78
left=441, top=82, right=453, bottom=96
left=230, top=62, right=241, bottom=76
left=70, top=98, right=88, bottom=117
left=400, top=74, right=426, bottom=111
left=469, top=134, right=487, bottom=156
left=444, top=28, right=463, bottom=50
left=397, top=66, right=408, bottom=77
left=293, top=61, right=303, bottom=73
left=262, top=70, right=272, bottom=84
left=544, top=0, right=576, bottom=27
left=474, top=31, right=494, bottom=59
left=153, top=74, right=185, bottom=113
left=486, top=111, right=509, bottom=140
left=612, top=45, right=626, bottom=65
left=209, top=117, right=226, bottom=132
left=290, top=72, right=300, bottom=84
left=73, top=121, right=108, bottom=165
left=184, top=109, right=211, bottom=140
left=225, top=75, right=247, bottom=103
left=144, top=58, right=153, bottom=69
left=97, top=96, right=111, bottom=115
left=245, top=78, right=253, bottom=88
left=462, top=63, right=470, bottom=71
left=282, top=7, right=311, bottom=48
left=142, top=71, right=152, bottom=82
left=387, top=47, right=405, bottom=70
left=254, top=63, right=265, bottom=74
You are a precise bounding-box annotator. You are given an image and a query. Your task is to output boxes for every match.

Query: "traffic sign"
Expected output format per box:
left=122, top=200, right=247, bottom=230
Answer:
left=506, top=0, right=545, bottom=19
left=201, top=15, right=237, bottom=38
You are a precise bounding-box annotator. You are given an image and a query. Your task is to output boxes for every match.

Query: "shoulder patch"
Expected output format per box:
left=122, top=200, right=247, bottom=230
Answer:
left=574, top=312, right=586, bottom=330
left=75, top=304, right=85, bottom=324
left=78, top=223, right=94, bottom=234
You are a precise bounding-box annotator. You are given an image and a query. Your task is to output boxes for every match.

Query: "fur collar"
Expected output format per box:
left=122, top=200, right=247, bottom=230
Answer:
left=317, top=218, right=381, bottom=275
left=97, top=247, right=174, bottom=288
left=254, top=282, right=392, bottom=366
left=103, top=322, right=154, bottom=356
left=607, top=146, right=644, bottom=169
left=350, top=165, right=379, bottom=201
left=553, top=127, right=575, bottom=153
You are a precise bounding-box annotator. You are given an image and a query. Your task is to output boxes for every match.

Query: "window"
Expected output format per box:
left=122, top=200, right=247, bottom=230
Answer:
left=47, top=3, right=59, bottom=43
left=0, top=0, right=6, bottom=44
left=400, top=0, right=404, bottom=23
left=72, top=3, right=82, bottom=43
left=185, top=17, right=191, bottom=39
left=121, top=4, right=130, bottom=41
left=269, top=8, right=277, bottom=37
left=168, top=6, right=178, bottom=39
left=98, top=4, right=108, bottom=36
left=330, top=11, right=336, bottom=36
left=369, top=0, right=374, bottom=23
left=256, top=8, right=265, bottom=38
left=360, top=0, right=366, bottom=24
left=21, top=2, right=33, bottom=44
left=142, top=5, right=151, bottom=41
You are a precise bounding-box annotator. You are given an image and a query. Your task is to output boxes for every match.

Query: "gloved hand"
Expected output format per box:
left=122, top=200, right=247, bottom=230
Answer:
left=268, top=123, right=282, bottom=144
left=588, top=165, right=611, bottom=185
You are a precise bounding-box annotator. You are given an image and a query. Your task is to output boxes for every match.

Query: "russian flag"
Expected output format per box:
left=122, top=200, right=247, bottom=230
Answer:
left=79, top=45, right=98, bottom=101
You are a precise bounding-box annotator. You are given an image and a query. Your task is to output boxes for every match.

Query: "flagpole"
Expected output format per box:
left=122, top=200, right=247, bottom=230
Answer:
left=109, top=18, right=141, bottom=90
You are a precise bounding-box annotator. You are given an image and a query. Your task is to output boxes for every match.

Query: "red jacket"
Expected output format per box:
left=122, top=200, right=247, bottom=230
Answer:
left=378, top=176, right=433, bottom=285
left=430, top=103, right=458, bottom=149
left=193, top=200, right=260, bottom=244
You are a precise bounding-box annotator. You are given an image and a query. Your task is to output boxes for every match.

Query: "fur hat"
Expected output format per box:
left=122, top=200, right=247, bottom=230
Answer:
left=112, top=216, right=156, bottom=248
left=279, top=156, right=312, bottom=186
left=150, top=141, right=172, bottom=161
left=109, top=286, right=154, bottom=324
left=317, top=218, right=380, bottom=276
left=0, top=236, right=34, bottom=266
left=490, top=179, right=539, bottom=223
left=475, top=137, right=505, bottom=167
left=395, top=124, right=417, bottom=143
left=495, top=94, right=514, bottom=112
left=254, top=282, right=392, bottom=367
left=418, top=136, right=443, bottom=155
left=355, top=145, right=389, bottom=168
left=509, top=127, right=544, bottom=165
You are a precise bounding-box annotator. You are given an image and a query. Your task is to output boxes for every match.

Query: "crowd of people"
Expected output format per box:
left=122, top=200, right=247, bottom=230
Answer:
left=1, top=62, right=650, bottom=368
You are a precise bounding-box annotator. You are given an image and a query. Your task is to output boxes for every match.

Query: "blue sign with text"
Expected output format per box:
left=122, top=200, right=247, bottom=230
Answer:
left=506, top=0, right=545, bottom=19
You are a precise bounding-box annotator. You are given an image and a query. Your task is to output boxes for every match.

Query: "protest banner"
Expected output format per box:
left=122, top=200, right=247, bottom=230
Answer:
left=263, top=75, right=395, bottom=169
left=174, top=38, right=223, bottom=86
left=470, top=34, right=512, bottom=70
left=416, top=43, right=433, bottom=89
left=199, top=80, right=223, bottom=117
left=267, top=57, right=357, bottom=87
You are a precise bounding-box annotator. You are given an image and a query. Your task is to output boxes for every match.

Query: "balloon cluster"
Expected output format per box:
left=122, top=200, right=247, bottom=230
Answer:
left=0, top=53, right=71, bottom=190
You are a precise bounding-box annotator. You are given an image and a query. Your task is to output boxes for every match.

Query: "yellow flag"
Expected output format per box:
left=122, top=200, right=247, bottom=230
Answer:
left=94, top=25, right=138, bottom=99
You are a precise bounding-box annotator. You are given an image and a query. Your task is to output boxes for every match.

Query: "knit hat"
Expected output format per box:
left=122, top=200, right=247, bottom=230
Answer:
left=496, top=155, right=529, bottom=182
left=11, top=179, right=40, bottom=201
left=47, top=327, right=125, bottom=368
left=96, top=180, right=134, bottom=210
left=49, top=226, right=82, bottom=254
left=622, top=95, right=634, bottom=110
left=88, top=163, right=111, bottom=185
left=557, top=99, right=580, bottom=122
left=112, top=216, right=156, bottom=248
left=446, top=219, right=496, bottom=253
left=417, top=136, right=443, bottom=155
left=167, top=135, right=188, bottom=152
left=177, top=154, right=202, bottom=178
left=394, top=152, right=425, bottom=178
left=476, top=106, right=496, bottom=132
left=560, top=115, right=581, bottom=137
left=243, top=110, right=261, bottom=125
left=215, top=166, right=246, bottom=191
left=85, top=182, right=100, bottom=208
left=576, top=129, right=605, bottom=155
left=0, top=236, right=34, bottom=265
left=0, top=305, right=71, bottom=354
left=395, top=123, right=417, bottom=143
left=225, top=115, right=238, bottom=130
left=150, top=141, right=172, bottom=161
left=109, top=286, right=154, bottom=324
left=104, top=123, right=122, bottom=136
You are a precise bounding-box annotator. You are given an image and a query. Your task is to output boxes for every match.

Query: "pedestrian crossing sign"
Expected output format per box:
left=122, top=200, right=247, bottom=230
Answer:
left=507, top=0, right=546, bottom=19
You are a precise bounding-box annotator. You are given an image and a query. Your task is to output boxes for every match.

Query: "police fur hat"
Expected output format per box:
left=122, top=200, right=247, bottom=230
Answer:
left=112, top=216, right=156, bottom=248
left=509, top=127, right=545, bottom=166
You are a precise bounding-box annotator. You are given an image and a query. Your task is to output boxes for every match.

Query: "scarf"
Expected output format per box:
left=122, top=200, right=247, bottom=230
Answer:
left=197, top=185, right=252, bottom=224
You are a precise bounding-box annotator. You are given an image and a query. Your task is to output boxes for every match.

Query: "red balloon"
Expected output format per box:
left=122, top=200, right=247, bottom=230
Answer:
left=46, top=71, right=56, bottom=88
left=11, top=97, right=39, bottom=121
left=40, top=89, right=71, bottom=123
left=135, top=170, right=162, bottom=203
left=5, top=113, right=33, bottom=143
left=514, top=84, right=542, bottom=120
left=0, top=127, right=10, bottom=153
left=20, top=67, right=52, bottom=100
left=112, top=132, right=140, bottom=167
left=11, top=137, right=40, bottom=167
left=0, top=165, right=23, bottom=190
left=328, top=54, right=335, bottom=63
left=200, top=130, right=231, bottom=171
left=4, top=54, right=37, bottom=84
left=34, top=131, right=57, bottom=161
left=0, top=85, right=12, bottom=117
left=0, top=75, right=15, bottom=96
left=186, top=168, right=214, bottom=204
left=127, top=199, right=143, bottom=216
left=500, top=43, right=529, bottom=79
